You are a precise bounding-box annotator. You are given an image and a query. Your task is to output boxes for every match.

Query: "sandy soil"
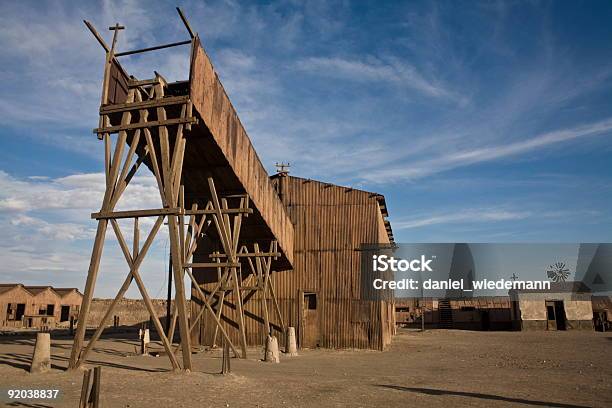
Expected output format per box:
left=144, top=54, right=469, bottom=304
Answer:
left=0, top=329, right=610, bottom=407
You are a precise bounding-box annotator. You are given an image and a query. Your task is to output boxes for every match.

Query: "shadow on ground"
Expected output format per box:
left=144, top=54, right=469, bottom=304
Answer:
left=376, top=385, right=591, bottom=408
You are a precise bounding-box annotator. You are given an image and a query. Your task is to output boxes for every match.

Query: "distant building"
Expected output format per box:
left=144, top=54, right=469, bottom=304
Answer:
left=395, top=297, right=512, bottom=330
left=0, top=283, right=82, bottom=329
left=510, top=281, right=594, bottom=331
left=592, top=295, right=612, bottom=331
left=397, top=282, right=606, bottom=332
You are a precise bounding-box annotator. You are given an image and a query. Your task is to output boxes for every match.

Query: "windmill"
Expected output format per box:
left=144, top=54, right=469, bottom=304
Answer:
left=547, top=262, right=570, bottom=282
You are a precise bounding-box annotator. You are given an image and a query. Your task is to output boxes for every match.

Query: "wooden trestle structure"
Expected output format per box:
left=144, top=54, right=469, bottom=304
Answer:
left=70, top=8, right=294, bottom=371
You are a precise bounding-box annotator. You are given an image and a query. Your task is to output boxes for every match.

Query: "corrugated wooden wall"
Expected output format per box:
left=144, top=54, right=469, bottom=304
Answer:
left=193, top=176, right=394, bottom=350
left=189, top=38, right=293, bottom=267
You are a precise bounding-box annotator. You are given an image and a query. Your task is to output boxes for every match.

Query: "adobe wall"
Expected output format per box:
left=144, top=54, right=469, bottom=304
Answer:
left=86, top=298, right=186, bottom=328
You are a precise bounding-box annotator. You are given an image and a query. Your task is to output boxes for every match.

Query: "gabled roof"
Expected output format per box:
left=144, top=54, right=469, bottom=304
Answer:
left=270, top=174, right=394, bottom=243
left=0, top=283, right=31, bottom=295
left=54, top=287, right=83, bottom=297
left=24, top=285, right=58, bottom=296
left=1, top=283, right=83, bottom=298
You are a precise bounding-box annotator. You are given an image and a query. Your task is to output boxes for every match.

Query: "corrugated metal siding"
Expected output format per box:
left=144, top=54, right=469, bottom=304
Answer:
left=193, top=176, right=394, bottom=350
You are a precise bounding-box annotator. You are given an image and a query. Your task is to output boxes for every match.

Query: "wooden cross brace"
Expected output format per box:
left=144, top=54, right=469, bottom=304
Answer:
left=70, top=81, right=195, bottom=370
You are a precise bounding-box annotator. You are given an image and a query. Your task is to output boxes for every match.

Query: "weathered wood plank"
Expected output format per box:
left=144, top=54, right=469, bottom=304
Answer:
left=189, top=37, right=294, bottom=268
left=100, top=95, right=189, bottom=114
left=93, top=117, right=197, bottom=134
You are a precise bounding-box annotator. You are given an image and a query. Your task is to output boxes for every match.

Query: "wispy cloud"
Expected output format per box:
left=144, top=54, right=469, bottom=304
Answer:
left=394, top=208, right=531, bottom=230
left=393, top=207, right=603, bottom=231
left=359, top=117, right=612, bottom=183
left=295, top=56, right=463, bottom=102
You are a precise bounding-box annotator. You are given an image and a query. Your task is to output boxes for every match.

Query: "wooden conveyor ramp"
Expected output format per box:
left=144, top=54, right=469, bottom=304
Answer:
left=70, top=8, right=293, bottom=371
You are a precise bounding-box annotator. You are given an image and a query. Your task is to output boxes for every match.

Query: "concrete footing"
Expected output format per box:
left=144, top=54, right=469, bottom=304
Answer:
left=264, top=335, right=280, bottom=363
left=285, top=327, right=298, bottom=356
left=139, top=328, right=150, bottom=354
left=30, top=332, right=51, bottom=373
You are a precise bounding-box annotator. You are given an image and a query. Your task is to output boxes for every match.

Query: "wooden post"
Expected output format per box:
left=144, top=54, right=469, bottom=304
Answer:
left=79, top=369, right=91, bottom=408
left=208, top=177, right=248, bottom=358
left=166, top=253, right=173, bottom=336
left=211, top=290, right=225, bottom=346
left=92, top=366, right=101, bottom=408
left=79, top=366, right=101, bottom=408
left=69, top=221, right=108, bottom=369
left=221, top=336, right=231, bottom=374
left=255, top=243, right=270, bottom=338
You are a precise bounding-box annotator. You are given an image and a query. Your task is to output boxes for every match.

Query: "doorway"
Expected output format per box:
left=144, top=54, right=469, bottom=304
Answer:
left=593, top=310, right=608, bottom=331
left=301, top=292, right=319, bottom=348
left=481, top=310, right=490, bottom=330
left=60, top=305, right=70, bottom=322
left=545, top=300, right=566, bottom=331
left=15, top=303, right=25, bottom=321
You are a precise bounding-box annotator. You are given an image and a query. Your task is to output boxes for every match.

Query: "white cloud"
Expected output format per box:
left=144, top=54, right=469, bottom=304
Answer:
left=392, top=206, right=604, bottom=232
left=0, top=169, right=170, bottom=297
left=10, top=214, right=94, bottom=241
left=394, top=209, right=531, bottom=230
left=359, top=117, right=612, bottom=183
left=295, top=56, right=461, bottom=102
left=0, top=171, right=161, bottom=213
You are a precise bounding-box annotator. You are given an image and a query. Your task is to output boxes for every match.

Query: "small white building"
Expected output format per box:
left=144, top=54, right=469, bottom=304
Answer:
left=510, top=282, right=593, bottom=331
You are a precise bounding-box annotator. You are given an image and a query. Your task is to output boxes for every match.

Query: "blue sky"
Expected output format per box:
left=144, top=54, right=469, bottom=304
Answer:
left=0, top=1, right=611, bottom=296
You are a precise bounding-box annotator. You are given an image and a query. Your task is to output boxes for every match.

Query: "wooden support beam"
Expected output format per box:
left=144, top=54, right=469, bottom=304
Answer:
left=176, top=7, right=195, bottom=39
left=128, top=78, right=162, bottom=88
left=100, top=90, right=134, bottom=208
left=93, top=117, right=198, bottom=134
left=178, top=186, right=186, bottom=266
left=74, top=217, right=172, bottom=369
left=155, top=81, right=192, bottom=371
left=211, top=290, right=226, bottom=347
left=210, top=251, right=280, bottom=258
left=113, top=219, right=181, bottom=370
left=255, top=243, right=270, bottom=337
left=185, top=262, right=241, bottom=268
left=186, top=207, right=253, bottom=215
left=268, top=276, right=285, bottom=332
left=69, top=220, right=108, bottom=369
left=83, top=20, right=109, bottom=52
left=143, top=128, right=168, bottom=207
left=100, top=95, right=189, bottom=114
left=109, top=93, right=144, bottom=208
left=92, top=208, right=180, bottom=219
left=114, top=39, right=192, bottom=57
left=183, top=267, right=240, bottom=357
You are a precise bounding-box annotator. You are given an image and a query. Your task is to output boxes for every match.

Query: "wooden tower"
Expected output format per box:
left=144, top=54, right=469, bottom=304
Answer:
left=70, top=8, right=294, bottom=371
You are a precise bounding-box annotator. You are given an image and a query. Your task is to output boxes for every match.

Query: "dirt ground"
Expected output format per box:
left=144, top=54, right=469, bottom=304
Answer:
left=0, top=328, right=610, bottom=407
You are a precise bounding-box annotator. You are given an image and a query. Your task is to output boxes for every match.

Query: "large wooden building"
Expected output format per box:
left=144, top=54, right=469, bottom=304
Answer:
left=193, top=175, right=395, bottom=350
